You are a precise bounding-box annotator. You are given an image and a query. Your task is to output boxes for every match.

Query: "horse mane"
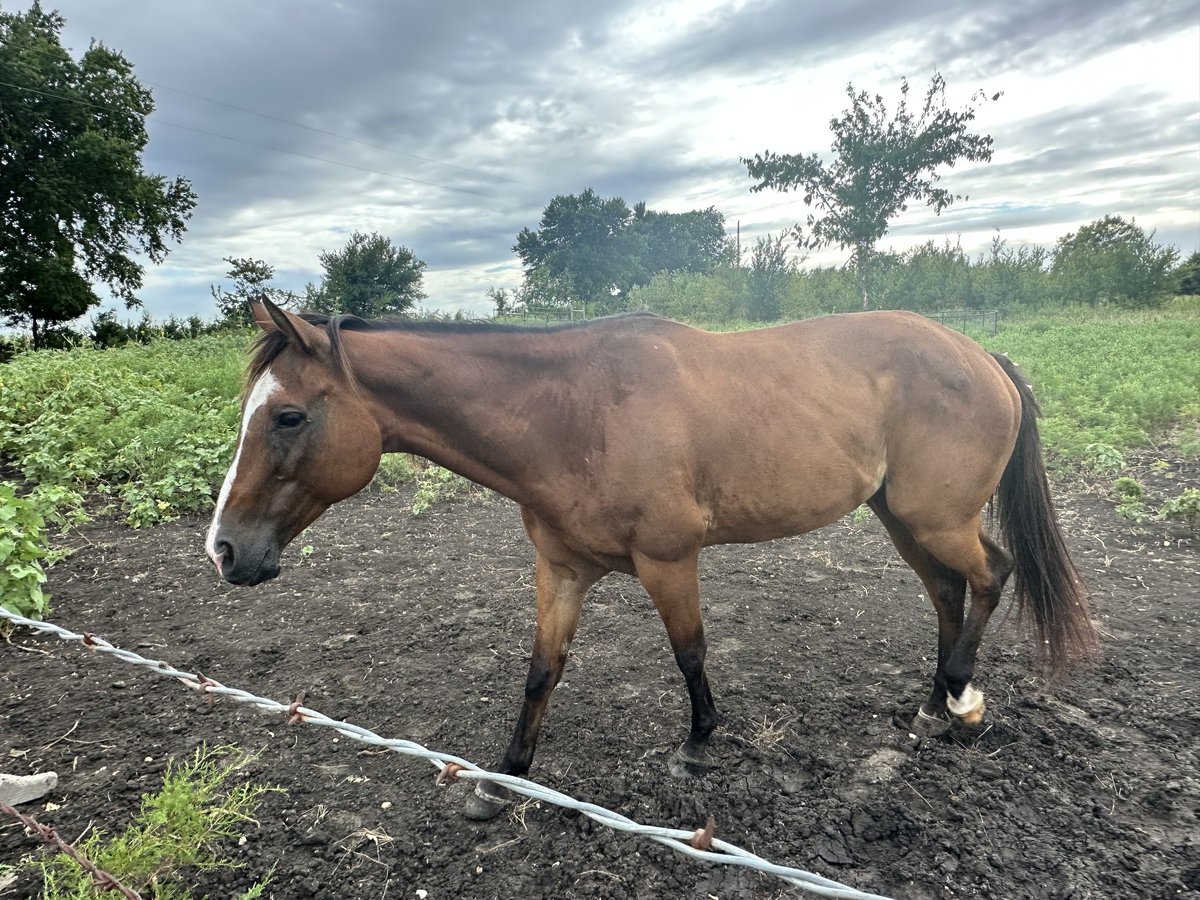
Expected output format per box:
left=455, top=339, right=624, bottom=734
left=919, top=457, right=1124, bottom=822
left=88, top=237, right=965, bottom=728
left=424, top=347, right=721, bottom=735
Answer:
left=245, top=310, right=665, bottom=396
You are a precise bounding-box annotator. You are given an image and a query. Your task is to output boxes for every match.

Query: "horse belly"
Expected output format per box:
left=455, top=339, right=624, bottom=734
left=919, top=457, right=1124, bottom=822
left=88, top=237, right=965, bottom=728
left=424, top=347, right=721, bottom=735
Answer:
left=699, top=450, right=883, bottom=546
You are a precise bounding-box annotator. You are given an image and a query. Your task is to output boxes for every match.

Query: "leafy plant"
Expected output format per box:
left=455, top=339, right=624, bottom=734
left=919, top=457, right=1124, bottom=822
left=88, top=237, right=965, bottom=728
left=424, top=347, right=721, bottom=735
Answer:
left=411, top=465, right=472, bottom=516
left=372, top=454, right=417, bottom=492
left=1084, top=443, right=1126, bottom=473
left=0, top=482, right=66, bottom=629
left=1159, top=488, right=1200, bottom=531
left=34, top=745, right=279, bottom=899
left=1111, top=476, right=1146, bottom=521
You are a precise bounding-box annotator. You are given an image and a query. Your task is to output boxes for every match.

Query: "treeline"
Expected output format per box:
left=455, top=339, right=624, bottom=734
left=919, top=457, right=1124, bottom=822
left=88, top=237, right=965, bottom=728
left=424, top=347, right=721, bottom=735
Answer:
left=627, top=219, right=1196, bottom=324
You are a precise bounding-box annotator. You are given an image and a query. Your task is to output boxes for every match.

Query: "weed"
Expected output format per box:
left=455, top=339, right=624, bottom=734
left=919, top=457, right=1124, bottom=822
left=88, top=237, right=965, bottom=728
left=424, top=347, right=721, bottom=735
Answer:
left=372, top=454, right=417, bottom=491
left=32, top=744, right=280, bottom=899
left=1111, top=477, right=1147, bottom=522
left=1159, top=488, right=1200, bottom=530
left=1083, top=443, right=1126, bottom=474
left=0, top=482, right=67, bottom=629
left=411, top=465, right=471, bottom=516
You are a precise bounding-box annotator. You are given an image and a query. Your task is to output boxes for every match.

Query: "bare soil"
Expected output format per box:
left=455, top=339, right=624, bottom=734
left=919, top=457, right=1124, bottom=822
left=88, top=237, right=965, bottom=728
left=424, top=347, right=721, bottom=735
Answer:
left=2, top=461, right=1198, bottom=899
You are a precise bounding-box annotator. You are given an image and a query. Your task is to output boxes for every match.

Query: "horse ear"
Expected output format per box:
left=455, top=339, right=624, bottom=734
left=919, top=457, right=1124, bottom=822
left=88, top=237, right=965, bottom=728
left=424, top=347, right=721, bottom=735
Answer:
left=252, top=299, right=326, bottom=355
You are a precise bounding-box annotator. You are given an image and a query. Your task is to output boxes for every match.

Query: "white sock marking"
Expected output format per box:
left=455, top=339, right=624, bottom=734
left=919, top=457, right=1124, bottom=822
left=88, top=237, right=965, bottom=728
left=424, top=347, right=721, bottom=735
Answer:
left=205, top=371, right=279, bottom=570
left=946, top=682, right=984, bottom=717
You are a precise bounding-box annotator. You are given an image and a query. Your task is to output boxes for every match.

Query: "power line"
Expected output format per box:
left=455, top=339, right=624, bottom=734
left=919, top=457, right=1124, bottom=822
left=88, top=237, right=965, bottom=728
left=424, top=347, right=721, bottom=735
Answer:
left=0, top=78, right=532, bottom=204
left=147, top=80, right=552, bottom=194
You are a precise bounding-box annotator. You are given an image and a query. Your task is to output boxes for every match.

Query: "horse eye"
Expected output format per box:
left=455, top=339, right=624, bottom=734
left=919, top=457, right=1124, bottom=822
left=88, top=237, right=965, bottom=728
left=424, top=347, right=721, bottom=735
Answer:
left=276, top=410, right=306, bottom=429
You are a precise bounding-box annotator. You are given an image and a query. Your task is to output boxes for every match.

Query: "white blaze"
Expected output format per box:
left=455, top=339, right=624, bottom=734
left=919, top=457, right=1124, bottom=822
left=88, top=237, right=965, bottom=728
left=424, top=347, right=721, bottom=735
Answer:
left=205, top=371, right=280, bottom=569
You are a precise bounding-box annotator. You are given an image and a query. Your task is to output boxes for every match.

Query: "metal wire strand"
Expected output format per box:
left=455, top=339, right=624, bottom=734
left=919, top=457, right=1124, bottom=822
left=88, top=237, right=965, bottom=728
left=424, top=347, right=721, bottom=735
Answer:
left=1, top=608, right=893, bottom=900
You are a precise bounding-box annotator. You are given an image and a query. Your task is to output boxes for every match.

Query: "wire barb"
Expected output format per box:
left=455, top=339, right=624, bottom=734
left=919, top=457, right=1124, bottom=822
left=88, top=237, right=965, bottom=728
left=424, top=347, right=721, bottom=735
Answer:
left=690, top=816, right=716, bottom=851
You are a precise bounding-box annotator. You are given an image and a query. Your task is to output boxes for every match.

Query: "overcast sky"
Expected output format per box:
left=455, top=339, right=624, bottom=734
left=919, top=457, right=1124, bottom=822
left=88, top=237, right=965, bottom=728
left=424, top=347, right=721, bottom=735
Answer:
left=21, top=0, right=1200, bottom=319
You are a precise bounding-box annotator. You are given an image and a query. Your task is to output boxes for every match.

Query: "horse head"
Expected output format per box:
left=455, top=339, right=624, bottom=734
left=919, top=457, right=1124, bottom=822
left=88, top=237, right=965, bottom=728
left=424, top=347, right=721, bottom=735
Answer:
left=205, top=300, right=382, bottom=585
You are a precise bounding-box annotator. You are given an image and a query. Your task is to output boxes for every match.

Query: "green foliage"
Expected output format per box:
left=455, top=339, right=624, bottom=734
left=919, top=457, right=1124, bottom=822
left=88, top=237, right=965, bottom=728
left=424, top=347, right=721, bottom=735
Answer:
left=515, top=189, right=733, bottom=311
left=1051, top=215, right=1179, bottom=308
left=1171, top=250, right=1200, bottom=296
left=0, top=483, right=65, bottom=628
left=211, top=257, right=297, bottom=326
left=411, top=465, right=472, bottom=516
left=1110, top=476, right=1146, bottom=521
left=372, top=454, right=417, bottom=492
left=0, top=4, right=196, bottom=346
left=34, top=745, right=278, bottom=899
left=0, top=334, right=247, bottom=526
left=744, top=72, right=996, bottom=307
left=746, top=234, right=795, bottom=321
left=1082, top=442, right=1126, bottom=474
left=1159, top=488, right=1200, bottom=530
left=305, top=231, right=426, bottom=318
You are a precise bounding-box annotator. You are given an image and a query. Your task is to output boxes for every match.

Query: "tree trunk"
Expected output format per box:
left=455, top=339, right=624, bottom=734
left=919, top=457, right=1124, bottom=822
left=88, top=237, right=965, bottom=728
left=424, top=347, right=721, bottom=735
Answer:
left=30, top=316, right=40, bottom=350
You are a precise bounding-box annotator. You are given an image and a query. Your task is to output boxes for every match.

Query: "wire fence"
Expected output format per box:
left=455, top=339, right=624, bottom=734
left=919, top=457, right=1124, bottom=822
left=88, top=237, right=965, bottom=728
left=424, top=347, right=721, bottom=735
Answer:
left=0, top=607, right=894, bottom=900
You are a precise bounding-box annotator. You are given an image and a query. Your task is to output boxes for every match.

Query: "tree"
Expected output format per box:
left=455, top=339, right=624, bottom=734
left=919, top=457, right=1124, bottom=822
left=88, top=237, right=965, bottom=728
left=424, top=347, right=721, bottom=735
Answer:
left=743, top=73, right=996, bottom=308
left=0, top=4, right=196, bottom=346
left=746, top=234, right=795, bottom=321
left=211, top=257, right=296, bottom=326
left=305, top=231, right=426, bottom=318
left=1051, top=215, right=1179, bottom=308
left=515, top=189, right=637, bottom=310
left=515, top=190, right=734, bottom=312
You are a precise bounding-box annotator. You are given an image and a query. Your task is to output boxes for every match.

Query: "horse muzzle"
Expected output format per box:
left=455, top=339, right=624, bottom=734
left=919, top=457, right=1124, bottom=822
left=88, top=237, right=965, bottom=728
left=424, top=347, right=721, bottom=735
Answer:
left=210, top=535, right=281, bottom=586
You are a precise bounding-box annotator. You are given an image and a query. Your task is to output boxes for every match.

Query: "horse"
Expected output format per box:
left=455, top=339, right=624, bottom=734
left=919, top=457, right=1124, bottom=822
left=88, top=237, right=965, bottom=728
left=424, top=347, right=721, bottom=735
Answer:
left=206, top=300, right=1096, bottom=820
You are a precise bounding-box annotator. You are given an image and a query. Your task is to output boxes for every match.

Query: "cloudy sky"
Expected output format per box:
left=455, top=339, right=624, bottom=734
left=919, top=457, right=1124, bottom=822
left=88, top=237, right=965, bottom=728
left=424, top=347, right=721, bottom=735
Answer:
left=21, top=0, right=1200, bottom=319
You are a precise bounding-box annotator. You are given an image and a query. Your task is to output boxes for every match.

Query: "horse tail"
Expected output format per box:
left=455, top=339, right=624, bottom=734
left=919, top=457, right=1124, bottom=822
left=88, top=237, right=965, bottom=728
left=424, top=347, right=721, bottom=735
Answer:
left=991, top=352, right=1099, bottom=674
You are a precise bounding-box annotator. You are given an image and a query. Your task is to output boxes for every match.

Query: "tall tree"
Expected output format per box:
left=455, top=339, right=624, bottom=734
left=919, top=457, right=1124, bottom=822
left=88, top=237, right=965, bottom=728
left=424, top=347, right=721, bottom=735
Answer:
left=515, top=189, right=636, bottom=310
left=0, top=4, right=196, bottom=346
left=305, top=231, right=427, bottom=318
left=743, top=73, right=997, bottom=308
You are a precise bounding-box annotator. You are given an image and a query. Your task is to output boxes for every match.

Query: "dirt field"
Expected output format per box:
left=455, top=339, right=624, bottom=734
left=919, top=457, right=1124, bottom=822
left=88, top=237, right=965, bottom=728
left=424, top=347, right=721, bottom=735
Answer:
left=2, top=461, right=1197, bottom=899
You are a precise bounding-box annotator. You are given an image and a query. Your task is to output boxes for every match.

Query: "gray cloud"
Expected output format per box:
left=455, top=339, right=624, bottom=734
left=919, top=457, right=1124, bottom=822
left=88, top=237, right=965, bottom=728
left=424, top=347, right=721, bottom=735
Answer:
left=16, top=0, right=1195, bottom=320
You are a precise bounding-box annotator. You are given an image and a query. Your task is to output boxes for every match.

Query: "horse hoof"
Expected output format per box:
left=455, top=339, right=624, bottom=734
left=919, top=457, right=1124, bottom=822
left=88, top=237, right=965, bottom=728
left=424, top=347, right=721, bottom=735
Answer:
left=461, top=782, right=513, bottom=821
left=910, top=705, right=951, bottom=737
left=668, top=743, right=717, bottom=779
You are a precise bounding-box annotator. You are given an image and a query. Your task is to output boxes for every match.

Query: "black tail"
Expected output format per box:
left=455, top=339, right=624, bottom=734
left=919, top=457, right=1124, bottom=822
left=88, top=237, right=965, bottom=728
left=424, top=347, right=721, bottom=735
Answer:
left=991, top=353, right=1099, bottom=673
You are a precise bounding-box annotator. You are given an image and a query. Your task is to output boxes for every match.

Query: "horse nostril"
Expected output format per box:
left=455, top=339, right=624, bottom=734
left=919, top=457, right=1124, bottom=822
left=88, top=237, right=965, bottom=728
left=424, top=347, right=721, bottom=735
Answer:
left=215, top=540, right=233, bottom=566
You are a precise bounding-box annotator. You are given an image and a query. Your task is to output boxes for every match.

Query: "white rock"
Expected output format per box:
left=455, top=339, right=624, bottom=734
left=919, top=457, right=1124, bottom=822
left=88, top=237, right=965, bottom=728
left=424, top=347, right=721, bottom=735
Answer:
left=0, top=771, right=58, bottom=806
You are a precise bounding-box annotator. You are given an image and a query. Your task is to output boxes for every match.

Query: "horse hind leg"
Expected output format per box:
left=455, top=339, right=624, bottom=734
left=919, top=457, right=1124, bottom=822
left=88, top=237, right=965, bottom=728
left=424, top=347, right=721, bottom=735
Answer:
left=936, top=529, right=1013, bottom=726
left=899, top=513, right=1014, bottom=730
left=869, top=494, right=967, bottom=737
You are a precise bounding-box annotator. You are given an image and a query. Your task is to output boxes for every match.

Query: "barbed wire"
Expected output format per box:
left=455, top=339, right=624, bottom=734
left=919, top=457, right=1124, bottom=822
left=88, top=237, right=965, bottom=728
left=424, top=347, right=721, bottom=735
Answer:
left=1, top=802, right=143, bottom=899
left=1, top=608, right=894, bottom=900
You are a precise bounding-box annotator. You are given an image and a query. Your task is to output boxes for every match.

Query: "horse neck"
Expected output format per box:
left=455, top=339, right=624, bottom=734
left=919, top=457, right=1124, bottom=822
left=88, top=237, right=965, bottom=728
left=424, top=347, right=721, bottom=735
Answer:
left=343, top=326, right=581, bottom=504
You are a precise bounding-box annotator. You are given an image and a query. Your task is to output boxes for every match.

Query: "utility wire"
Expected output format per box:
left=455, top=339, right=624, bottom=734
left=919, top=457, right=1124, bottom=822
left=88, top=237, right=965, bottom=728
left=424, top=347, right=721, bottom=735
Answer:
left=148, top=80, right=552, bottom=194
left=0, top=79, right=529, bottom=204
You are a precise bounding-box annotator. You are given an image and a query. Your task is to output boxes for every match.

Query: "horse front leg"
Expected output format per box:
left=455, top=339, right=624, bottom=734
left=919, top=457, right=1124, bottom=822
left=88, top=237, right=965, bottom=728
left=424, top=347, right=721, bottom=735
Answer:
left=632, top=549, right=719, bottom=777
left=462, top=550, right=602, bottom=820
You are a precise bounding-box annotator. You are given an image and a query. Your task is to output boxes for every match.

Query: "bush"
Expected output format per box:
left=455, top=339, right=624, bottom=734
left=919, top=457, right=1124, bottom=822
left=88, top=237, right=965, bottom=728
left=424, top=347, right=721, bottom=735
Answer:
left=1051, top=215, right=1179, bottom=308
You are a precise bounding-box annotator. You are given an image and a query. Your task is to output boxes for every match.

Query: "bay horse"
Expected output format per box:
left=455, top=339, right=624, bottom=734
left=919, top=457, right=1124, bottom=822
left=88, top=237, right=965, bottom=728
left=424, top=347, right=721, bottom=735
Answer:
left=206, top=300, right=1095, bottom=820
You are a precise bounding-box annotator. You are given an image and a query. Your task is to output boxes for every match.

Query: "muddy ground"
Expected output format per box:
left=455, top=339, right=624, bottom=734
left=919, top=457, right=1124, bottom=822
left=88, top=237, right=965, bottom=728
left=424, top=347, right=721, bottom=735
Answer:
left=2, top=461, right=1197, bottom=899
